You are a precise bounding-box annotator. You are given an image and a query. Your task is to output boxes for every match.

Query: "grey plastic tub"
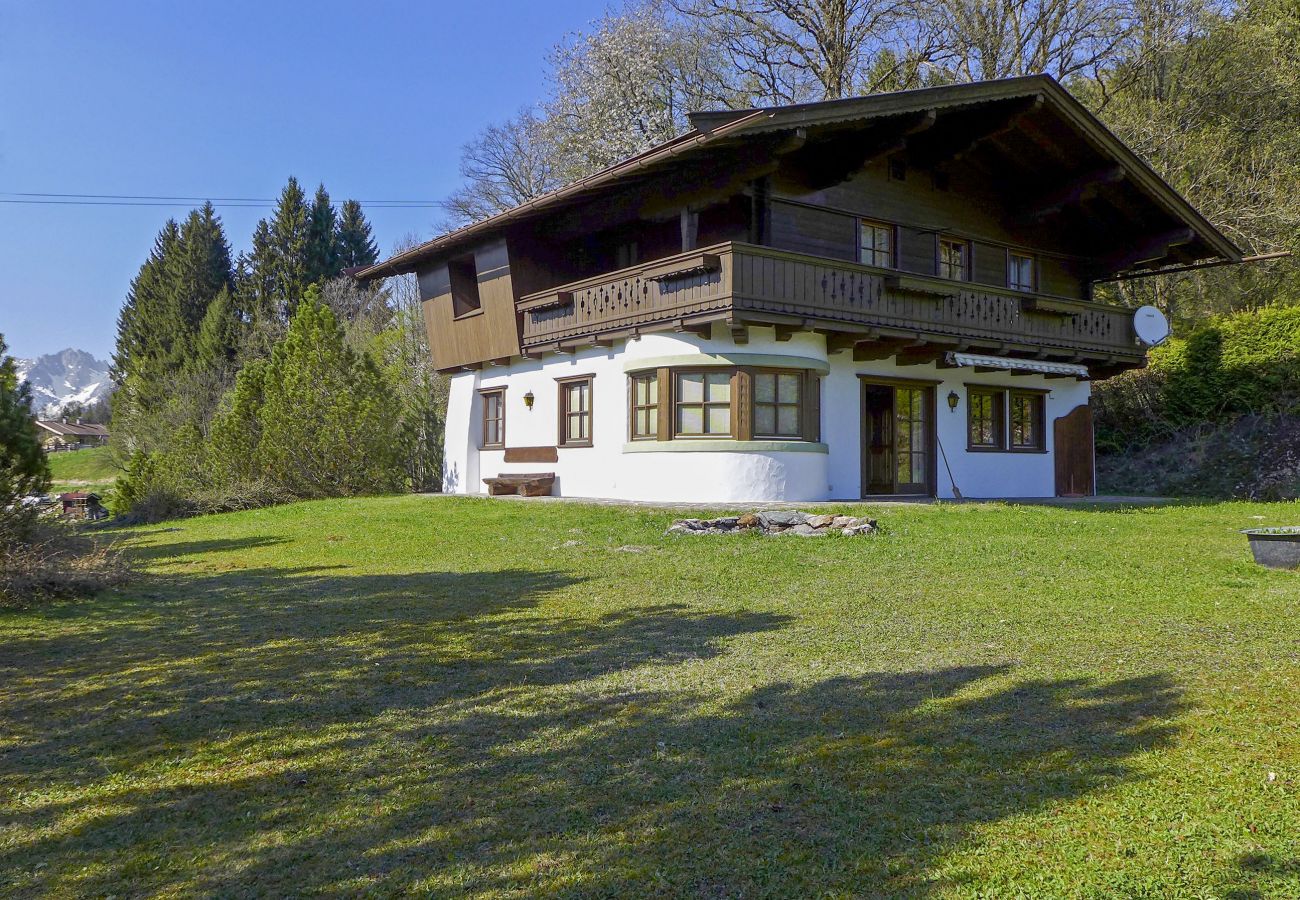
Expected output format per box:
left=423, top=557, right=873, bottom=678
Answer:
left=1242, top=527, right=1300, bottom=569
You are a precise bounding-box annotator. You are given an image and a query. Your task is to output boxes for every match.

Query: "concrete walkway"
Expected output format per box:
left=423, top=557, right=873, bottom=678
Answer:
left=419, top=493, right=1175, bottom=510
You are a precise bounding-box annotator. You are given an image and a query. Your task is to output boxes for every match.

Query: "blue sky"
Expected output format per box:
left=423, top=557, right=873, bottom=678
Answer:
left=0, top=0, right=611, bottom=361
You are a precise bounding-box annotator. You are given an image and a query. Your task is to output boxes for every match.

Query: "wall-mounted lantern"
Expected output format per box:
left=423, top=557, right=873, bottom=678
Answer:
left=947, top=390, right=960, bottom=412
left=523, top=391, right=535, bottom=410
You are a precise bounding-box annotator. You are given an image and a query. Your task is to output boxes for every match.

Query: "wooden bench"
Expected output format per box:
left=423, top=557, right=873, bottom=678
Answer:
left=483, top=472, right=556, bottom=497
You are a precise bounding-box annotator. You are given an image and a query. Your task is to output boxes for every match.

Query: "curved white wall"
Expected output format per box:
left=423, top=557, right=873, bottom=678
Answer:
left=444, top=323, right=1091, bottom=502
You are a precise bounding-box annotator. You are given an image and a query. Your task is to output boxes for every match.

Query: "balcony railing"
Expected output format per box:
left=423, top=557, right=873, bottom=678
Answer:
left=516, top=242, right=1140, bottom=362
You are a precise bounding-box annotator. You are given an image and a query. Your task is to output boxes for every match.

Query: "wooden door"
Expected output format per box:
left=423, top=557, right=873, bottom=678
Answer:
left=863, top=382, right=934, bottom=496
left=1054, top=404, right=1095, bottom=497
left=863, top=385, right=895, bottom=494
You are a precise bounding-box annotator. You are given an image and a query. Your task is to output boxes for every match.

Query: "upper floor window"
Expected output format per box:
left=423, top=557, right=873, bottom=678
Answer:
left=557, top=375, right=594, bottom=447
left=616, top=240, right=639, bottom=269
left=1008, top=252, right=1036, bottom=292
left=938, top=238, right=969, bottom=281
left=630, top=372, right=658, bottom=440
left=753, top=370, right=804, bottom=438
left=448, top=253, right=481, bottom=318
left=675, top=371, right=732, bottom=437
left=859, top=220, right=894, bottom=268
left=479, top=388, right=505, bottom=449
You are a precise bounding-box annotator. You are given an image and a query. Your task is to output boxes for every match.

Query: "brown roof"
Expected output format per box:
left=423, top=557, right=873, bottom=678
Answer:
left=355, top=74, right=1240, bottom=281
left=59, top=492, right=101, bottom=501
left=37, top=420, right=109, bottom=438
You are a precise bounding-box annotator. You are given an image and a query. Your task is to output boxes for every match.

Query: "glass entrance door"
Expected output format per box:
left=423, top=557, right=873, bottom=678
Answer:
left=862, top=382, right=934, bottom=496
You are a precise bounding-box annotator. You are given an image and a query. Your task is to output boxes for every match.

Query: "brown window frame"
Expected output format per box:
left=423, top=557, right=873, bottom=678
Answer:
left=751, top=368, right=806, bottom=439
left=966, top=386, right=1006, bottom=451
left=556, top=375, right=594, bottom=448
left=628, top=367, right=821, bottom=444
left=1008, top=250, right=1036, bottom=292
left=628, top=371, right=660, bottom=441
left=672, top=369, right=736, bottom=439
left=479, top=387, right=505, bottom=449
left=938, top=237, right=971, bottom=282
left=448, top=253, right=482, bottom=319
left=1008, top=389, right=1048, bottom=452
left=857, top=218, right=896, bottom=269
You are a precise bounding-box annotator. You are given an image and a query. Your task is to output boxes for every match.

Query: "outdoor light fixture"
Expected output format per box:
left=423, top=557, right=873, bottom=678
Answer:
left=947, top=390, right=960, bottom=411
left=523, top=391, right=535, bottom=410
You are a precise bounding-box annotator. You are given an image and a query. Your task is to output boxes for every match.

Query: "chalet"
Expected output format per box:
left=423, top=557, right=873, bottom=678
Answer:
left=36, top=419, right=110, bottom=452
left=358, top=75, right=1239, bottom=502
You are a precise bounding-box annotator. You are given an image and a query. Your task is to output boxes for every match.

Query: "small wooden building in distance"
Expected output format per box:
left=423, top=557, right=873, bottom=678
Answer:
left=357, top=75, right=1240, bottom=502
left=59, top=492, right=106, bottom=520
left=36, top=419, right=110, bottom=452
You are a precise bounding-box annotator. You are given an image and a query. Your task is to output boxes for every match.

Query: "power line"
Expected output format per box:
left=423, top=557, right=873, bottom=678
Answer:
left=0, top=191, right=443, bottom=209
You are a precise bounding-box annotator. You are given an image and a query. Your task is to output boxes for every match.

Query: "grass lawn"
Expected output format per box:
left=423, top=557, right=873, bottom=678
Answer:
left=44, top=446, right=117, bottom=495
left=2, top=496, right=1298, bottom=897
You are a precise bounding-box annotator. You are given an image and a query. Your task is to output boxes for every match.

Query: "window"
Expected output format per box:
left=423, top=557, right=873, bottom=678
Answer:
left=859, top=220, right=894, bottom=268
left=480, top=388, right=505, bottom=449
left=558, top=376, right=593, bottom=447
left=675, top=370, right=732, bottom=437
left=1008, top=252, right=1036, bottom=292
left=448, top=253, right=481, bottom=318
left=1009, top=391, right=1045, bottom=451
left=630, top=372, right=658, bottom=440
left=967, top=387, right=1005, bottom=450
left=616, top=240, right=639, bottom=269
left=939, top=238, right=969, bottom=281
left=754, top=370, right=803, bottom=437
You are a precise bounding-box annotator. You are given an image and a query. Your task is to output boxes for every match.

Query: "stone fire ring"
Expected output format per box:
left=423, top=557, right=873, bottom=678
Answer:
left=665, top=510, right=878, bottom=537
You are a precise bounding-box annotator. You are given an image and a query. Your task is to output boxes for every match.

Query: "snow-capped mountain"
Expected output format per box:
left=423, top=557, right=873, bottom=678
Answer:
left=15, top=348, right=113, bottom=416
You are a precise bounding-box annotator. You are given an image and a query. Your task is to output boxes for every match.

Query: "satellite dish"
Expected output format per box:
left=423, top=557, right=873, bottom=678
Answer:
left=1133, top=305, right=1171, bottom=347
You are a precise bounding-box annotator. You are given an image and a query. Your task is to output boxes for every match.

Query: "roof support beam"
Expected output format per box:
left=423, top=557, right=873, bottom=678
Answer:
left=1104, top=227, right=1196, bottom=274
left=1017, top=165, right=1126, bottom=223
left=912, top=95, right=1043, bottom=170
left=789, top=110, right=936, bottom=190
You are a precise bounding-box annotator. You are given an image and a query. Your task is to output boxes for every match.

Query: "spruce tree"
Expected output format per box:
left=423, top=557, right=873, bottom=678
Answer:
left=267, top=177, right=311, bottom=319
left=305, top=184, right=339, bottom=285
left=335, top=199, right=380, bottom=270
left=170, top=202, right=234, bottom=350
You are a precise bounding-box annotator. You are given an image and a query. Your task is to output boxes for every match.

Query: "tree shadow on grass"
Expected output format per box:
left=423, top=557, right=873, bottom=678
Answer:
left=1, top=558, right=1185, bottom=896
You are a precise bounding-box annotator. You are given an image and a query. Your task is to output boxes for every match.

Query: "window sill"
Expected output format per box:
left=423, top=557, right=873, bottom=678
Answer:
left=558, top=442, right=594, bottom=449
left=967, top=445, right=1047, bottom=454
left=481, top=444, right=505, bottom=451
left=453, top=307, right=485, bottom=321
left=623, top=440, right=828, bottom=454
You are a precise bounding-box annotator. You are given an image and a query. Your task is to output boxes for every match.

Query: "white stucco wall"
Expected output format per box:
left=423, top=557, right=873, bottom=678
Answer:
left=443, top=324, right=1091, bottom=501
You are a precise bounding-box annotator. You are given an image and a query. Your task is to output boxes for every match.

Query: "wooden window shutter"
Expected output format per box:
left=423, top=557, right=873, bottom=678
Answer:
left=734, top=367, right=753, bottom=441
left=656, top=367, right=672, bottom=441
left=804, top=375, right=821, bottom=442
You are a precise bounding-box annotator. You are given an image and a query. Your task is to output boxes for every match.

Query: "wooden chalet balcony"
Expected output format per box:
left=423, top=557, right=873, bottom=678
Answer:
left=516, top=242, right=1142, bottom=366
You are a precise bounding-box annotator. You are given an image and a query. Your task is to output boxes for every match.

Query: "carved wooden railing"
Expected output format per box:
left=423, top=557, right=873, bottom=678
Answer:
left=517, top=242, right=1140, bottom=359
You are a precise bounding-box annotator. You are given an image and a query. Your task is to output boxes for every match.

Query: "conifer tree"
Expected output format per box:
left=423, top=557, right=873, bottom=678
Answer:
left=267, top=177, right=311, bottom=319
left=252, top=293, right=402, bottom=496
left=170, top=202, right=234, bottom=349
left=305, top=184, right=339, bottom=285
left=335, top=199, right=380, bottom=270
left=0, top=334, right=49, bottom=517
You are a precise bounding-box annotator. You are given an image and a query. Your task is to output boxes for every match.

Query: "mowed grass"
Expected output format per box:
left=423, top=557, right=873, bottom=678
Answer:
left=44, top=446, right=117, bottom=494
left=2, top=496, right=1298, bottom=897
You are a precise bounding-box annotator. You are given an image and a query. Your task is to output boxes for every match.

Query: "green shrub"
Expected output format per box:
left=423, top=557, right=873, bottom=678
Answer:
left=1094, top=305, right=1300, bottom=452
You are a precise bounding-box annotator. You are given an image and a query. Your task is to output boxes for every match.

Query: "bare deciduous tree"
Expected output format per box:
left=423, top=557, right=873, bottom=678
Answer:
left=440, top=110, right=564, bottom=227
left=675, top=0, right=930, bottom=102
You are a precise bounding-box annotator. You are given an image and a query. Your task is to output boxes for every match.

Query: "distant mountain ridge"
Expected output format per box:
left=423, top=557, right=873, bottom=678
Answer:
left=15, top=348, right=113, bottom=417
